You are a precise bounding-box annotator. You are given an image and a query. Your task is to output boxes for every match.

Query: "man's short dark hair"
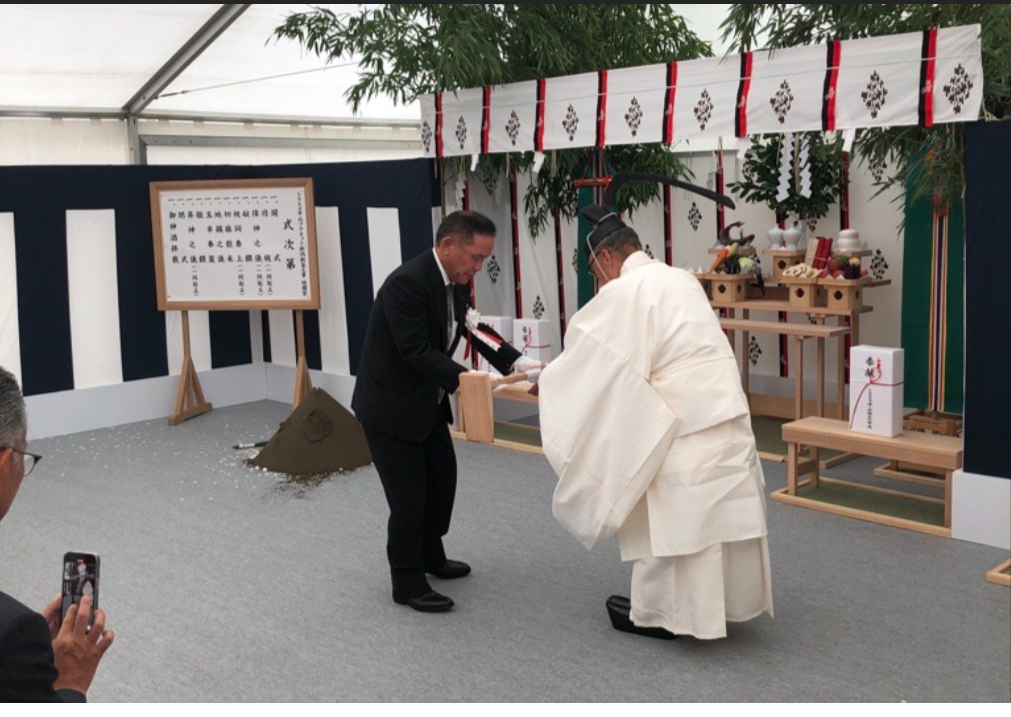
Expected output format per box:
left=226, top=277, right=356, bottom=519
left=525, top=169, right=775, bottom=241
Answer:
left=436, top=210, right=496, bottom=246
left=0, top=366, right=26, bottom=450
left=595, top=227, right=643, bottom=257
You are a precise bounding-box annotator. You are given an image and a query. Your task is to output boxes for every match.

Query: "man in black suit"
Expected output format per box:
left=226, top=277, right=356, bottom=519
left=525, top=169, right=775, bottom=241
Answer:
left=0, top=365, right=115, bottom=702
left=352, top=210, right=532, bottom=612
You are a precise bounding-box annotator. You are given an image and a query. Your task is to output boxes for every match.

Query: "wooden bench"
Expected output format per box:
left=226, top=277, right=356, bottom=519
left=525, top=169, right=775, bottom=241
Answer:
left=773, top=417, right=963, bottom=538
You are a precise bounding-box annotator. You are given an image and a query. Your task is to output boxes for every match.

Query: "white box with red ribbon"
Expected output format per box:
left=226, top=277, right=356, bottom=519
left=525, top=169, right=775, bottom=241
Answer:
left=514, top=319, right=553, bottom=363
left=849, top=345, right=905, bottom=437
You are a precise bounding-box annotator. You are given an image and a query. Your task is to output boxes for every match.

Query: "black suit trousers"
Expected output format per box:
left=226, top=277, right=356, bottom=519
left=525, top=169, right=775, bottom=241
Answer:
left=363, top=414, right=456, bottom=599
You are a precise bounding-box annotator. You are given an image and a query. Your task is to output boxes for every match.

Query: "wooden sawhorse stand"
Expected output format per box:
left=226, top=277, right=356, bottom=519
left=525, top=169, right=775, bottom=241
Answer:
left=169, top=311, right=212, bottom=425
left=168, top=309, right=314, bottom=425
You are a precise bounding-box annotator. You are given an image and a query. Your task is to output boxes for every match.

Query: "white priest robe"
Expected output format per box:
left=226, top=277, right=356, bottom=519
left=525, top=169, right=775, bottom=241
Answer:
left=538, top=251, right=773, bottom=639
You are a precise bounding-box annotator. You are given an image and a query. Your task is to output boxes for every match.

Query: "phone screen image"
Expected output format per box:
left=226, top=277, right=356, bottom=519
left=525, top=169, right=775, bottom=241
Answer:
left=61, top=553, right=99, bottom=627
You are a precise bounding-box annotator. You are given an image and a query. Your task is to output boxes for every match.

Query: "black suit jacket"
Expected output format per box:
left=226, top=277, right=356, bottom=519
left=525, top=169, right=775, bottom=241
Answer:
left=352, top=250, right=520, bottom=442
left=0, top=591, right=85, bottom=703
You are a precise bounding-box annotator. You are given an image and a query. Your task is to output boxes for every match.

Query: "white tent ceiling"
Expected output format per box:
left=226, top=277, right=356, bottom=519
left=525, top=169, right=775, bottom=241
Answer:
left=0, top=4, right=729, bottom=125
left=0, top=4, right=418, bottom=123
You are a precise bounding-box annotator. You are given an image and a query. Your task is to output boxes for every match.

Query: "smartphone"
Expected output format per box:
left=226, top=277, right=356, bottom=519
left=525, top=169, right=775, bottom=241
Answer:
left=61, top=552, right=100, bottom=631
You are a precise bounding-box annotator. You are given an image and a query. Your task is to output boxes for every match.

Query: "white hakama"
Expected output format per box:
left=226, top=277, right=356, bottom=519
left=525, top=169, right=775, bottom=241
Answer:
left=631, top=536, right=773, bottom=639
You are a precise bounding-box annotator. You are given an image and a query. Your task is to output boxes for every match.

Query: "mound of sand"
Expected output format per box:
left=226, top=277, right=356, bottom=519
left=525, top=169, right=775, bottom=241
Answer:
left=251, top=388, right=371, bottom=475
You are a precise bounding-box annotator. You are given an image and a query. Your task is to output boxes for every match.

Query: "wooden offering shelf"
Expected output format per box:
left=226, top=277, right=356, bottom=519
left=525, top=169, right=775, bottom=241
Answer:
left=821, top=276, right=871, bottom=311
left=779, top=275, right=825, bottom=308
left=706, top=272, right=753, bottom=305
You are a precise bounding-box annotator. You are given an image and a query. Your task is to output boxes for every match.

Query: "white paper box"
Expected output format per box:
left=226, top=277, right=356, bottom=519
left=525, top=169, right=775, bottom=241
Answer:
left=514, top=319, right=553, bottom=362
left=849, top=345, right=905, bottom=437
left=474, top=316, right=514, bottom=375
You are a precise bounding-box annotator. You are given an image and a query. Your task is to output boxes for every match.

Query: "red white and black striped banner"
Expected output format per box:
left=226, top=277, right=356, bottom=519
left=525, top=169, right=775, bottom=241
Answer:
left=420, top=25, right=982, bottom=159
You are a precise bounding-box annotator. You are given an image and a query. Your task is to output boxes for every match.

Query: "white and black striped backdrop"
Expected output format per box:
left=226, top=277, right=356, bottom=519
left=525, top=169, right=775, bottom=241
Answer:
left=1, top=155, right=904, bottom=406
left=0, top=161, right=439, bottom=397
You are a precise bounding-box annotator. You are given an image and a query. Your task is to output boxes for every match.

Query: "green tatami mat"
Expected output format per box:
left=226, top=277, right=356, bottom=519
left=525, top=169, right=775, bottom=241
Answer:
left=796, top=481, right=945, bottom=527
left=494, top=421, right=542, bottom=447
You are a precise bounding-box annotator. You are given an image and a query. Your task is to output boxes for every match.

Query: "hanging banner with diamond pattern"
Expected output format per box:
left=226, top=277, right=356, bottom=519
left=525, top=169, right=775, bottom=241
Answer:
left=440, top=88, right=484, bottom=158
left=931, top=26, right=983, bottom=125
left=835, top=33, right=922, bottom=130
left=669, top=56, right=740, bottom=141
left=419, top=94, right=439, bottom=158
left=487, top=80, right=537, bottom=155
left=605, top=64, right=668, bottom=147
left=542, top=72, right=601, bottom=151
left=421, top=25, right=982, bottom=155
left=746, top=44, right=826, bottom=135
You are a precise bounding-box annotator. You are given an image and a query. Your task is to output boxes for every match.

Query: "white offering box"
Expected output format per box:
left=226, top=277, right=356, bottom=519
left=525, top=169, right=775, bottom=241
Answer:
left=849, top=345, right=905, bottom=437
left=513, top=319, right=553, bottom=363
left=474, top=316, right=514, bottom=375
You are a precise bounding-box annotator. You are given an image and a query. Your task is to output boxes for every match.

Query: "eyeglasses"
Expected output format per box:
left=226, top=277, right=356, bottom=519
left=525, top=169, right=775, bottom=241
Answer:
left=4, top=447, right=42, bottom=477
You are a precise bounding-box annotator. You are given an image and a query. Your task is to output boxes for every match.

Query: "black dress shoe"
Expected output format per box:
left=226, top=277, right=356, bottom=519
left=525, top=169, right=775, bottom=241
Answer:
left=394, top=590, right=454, bottom=613
left=606, top=595, right=676, bottom=640
left=426, top=559, right=471, bottom=580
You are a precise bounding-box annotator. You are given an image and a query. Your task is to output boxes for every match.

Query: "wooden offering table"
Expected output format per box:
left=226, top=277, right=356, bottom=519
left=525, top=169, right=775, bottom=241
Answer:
left=774, top=417, right=963, bottom=538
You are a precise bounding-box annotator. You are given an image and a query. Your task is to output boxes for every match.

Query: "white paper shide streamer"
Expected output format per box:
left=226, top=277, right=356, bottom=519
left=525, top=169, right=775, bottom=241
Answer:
left=777, top=132, right=794, bottom=204
left=798, top=134, right=812, bottom=199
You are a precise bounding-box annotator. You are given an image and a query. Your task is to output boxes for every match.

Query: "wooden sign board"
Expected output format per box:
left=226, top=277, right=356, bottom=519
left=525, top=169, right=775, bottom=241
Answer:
left=150, top=178, right=321, bottom=311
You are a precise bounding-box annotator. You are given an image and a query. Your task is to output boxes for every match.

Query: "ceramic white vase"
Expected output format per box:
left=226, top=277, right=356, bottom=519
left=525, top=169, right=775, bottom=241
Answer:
left=783, top=225, right=802, bottom=251
left=767, top=226, right=784, bottom=249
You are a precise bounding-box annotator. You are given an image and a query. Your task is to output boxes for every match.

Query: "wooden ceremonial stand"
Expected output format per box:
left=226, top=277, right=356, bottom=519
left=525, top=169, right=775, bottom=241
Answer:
left=455, top=371, right=542, bottom=453
left=457, top=372, right=534, bottom=442
left=293, top=310, right=313, bottom=409
left=168, top=311, right=213, bottom=425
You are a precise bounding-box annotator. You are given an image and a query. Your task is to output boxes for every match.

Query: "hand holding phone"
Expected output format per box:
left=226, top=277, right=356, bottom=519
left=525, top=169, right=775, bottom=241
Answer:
left=52, top=595, right=115, bottom=696
left=61, top=552, right=100, bottom=631
left=52, top=552, right=113, bottom=697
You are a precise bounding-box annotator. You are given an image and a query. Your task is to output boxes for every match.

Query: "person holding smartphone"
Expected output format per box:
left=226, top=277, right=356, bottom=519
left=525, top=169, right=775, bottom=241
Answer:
left=0, top=366, right=116, bottom=702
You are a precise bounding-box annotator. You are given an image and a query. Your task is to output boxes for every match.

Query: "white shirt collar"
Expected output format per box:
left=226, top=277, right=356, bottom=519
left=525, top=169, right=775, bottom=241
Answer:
left=432, top=248, right=451, bottom=287
left=620, top=250, right=655, bottom=277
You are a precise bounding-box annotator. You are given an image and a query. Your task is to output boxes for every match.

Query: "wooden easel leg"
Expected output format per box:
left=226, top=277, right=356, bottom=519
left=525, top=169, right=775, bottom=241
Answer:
left=169, top=311, right=213, bottom=425
left=292, top=310, right=314, bottom=409
left=293, top=356, right=313, bottom=408
left=172, top=355, right=192, bottom=421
